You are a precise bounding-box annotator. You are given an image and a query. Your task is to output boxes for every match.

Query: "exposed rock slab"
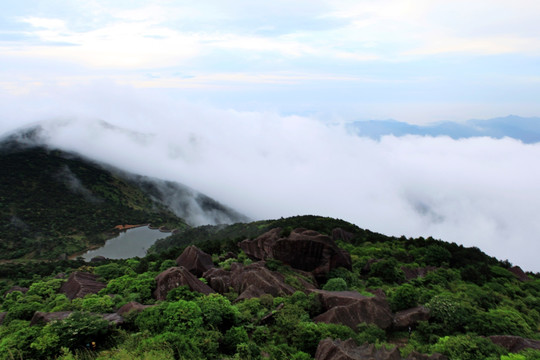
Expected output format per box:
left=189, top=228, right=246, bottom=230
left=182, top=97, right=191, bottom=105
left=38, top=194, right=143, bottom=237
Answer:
left=315, top=338, right=447, bottom=360
left=508, top=266, right=530, bottom=282
left=332, top=228, right=355, bottom=243
left=154, top=266, right=215, bottom=301
left=203, top=261, right=299, bottom=301
left=239, top=228, right=352, bottom=278
left=393, top=306, right=430, bottom=330
left=30, top=311, right=73, bottom=325
left=489, top=335, right=540, bottom=352
left=315, top=338, right=401, bottom=360
left=311, top=290, right=393, bottom=330
left=176, top=245, right=215, bottom=277
left=116, top=301, right=154, bottom=316
left=59, top=272, right=106, bottom=300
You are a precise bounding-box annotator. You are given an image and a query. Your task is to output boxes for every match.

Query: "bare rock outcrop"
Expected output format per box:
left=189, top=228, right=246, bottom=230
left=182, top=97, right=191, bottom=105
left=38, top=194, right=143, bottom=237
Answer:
left=508, top=266, right=530, bottom=282
left=176, top=245, right=215, bottom=277
left=116, top=301, right=154, bottom=316
left=393, top=306, right=430, bottom=330
left=59, top=272, right=106, bottom=300
left=489, top=335, right=540, bottom=352
left=239, top=228, right=352, bottom=279
left=332, top=228, right=355, bottom=243
left=315, top=338, right=447, bottom=360
left=315, top=338, right=401, bottom=360
left=30, top=311, right=73, bottom=325
left=311, top=290, right=393, bottom=330
left=154, top=266, right=214, bottom=301
left=203, top=261, right=302, bottom=301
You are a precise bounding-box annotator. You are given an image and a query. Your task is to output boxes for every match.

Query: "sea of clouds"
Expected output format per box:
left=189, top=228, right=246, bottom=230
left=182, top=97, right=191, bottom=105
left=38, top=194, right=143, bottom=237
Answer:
left=2, top=83, right=539, bottom=272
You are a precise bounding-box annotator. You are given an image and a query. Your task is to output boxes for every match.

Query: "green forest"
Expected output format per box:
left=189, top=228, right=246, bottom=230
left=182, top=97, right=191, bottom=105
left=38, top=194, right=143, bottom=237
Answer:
left=0, top=215, right=539, bottom=360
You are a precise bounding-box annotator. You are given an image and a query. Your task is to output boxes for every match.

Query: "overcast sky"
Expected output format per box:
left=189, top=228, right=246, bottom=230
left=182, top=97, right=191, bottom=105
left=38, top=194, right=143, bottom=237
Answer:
left=2, top=0, right=540, bottom=123
left=1, top=1, right=540, bottom=272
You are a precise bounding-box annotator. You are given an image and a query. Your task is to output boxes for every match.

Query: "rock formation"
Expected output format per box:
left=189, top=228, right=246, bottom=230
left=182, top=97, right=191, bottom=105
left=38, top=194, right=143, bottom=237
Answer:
left=239, top=228, right=352, bottom=279
left=59, top=272, right=106, bottom=300
left=393, top=306, right=430, bottom=330
left=176, top=245, right=215, bottom=277
left=0, top=312, right=6, bottom=326
left=154, top=266, right=215, bottom=301
left=203, top=261, right=309, bottom=301
left=30, top=311, right=73, bottom=325
left=311, top=290, right=393, bottom=330
left=315, top=338, right=401, bottom=360
left=489, top=335, right=540, bottom=352
left=116, top=301, right=154, bottom=316
left=508, top=266, right=530, bottom=282
left=314, top=338, right=447, bottom=360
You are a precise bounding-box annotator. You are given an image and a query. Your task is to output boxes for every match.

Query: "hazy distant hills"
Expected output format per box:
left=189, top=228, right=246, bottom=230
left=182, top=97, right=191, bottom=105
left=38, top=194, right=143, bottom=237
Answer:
left=347, top=115, right=540, bottom=143
left=0, top=127, right=248, bottom=260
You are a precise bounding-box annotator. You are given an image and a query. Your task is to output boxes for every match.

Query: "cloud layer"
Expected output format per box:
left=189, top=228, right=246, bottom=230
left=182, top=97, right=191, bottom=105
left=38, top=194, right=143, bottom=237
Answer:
left=2, top=84, right=539, bottom=272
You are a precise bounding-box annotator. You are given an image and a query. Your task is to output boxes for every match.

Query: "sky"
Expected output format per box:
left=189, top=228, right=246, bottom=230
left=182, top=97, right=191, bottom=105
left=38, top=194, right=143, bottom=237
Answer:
left=1, top=1, right=540, bottom=272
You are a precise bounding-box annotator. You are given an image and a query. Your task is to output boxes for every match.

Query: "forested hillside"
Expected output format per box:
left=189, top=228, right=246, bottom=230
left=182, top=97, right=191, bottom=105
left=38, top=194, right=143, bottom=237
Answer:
left=0, top=133, right=247, bottom=260
left=0, top=215, right=538, bottom=360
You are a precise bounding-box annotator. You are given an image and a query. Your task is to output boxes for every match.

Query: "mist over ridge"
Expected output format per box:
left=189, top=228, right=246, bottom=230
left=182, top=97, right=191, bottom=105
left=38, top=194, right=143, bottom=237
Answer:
left=1, top=86, right=539, bottom=272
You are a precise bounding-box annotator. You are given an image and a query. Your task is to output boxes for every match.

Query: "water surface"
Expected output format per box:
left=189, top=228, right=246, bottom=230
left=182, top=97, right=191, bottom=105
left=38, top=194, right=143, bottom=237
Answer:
left=82, top=226, right=170, bottom=260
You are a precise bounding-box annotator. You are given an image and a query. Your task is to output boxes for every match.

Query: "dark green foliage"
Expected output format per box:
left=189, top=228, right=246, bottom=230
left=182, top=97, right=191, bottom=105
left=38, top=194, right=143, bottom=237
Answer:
left=0, top=215, right=538, bottom=360
left=0, top=146, right=186, bottom=259
left=322, top=277, right=348, bottom=291
left=432, top=334, right=506, bottom=360
left=390, top=283, right=419, bottom=312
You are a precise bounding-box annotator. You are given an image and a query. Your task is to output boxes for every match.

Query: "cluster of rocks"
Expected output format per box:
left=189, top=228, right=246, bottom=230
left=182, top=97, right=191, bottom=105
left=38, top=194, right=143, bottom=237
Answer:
left=2, top=227, right=538, bottom=358
left=315, top=338, right=447, bottom=360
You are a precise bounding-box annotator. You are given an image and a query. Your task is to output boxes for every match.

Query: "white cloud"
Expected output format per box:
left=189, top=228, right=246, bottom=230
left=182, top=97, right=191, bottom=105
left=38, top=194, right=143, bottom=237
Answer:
left=1, top=83, right=539, bottom=272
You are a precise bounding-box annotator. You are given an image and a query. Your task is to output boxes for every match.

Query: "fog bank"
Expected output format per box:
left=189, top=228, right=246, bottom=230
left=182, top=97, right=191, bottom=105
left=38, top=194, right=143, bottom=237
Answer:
left=2, top=85, right=539, bottom=272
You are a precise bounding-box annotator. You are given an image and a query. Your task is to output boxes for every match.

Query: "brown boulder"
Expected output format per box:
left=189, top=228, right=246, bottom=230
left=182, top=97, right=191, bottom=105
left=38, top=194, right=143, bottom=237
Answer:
left=311, top=290, right=393, bottom=330
left=508, top=266, right=530, bottom=282
left=59, top=272, right=106, bottom=300
left=332, top=228, right=355, bottom=243
left=176, top=245, right=215, bottom=277
left=0, top=312, right=6, bottom=325
left=203, top=261, right=303, bottom=301
left=239, top=228, right=352, bottom=278
left=30, top=311, right=73, bottom=325
left=393, top=306, right=430, bottom=330
left=116, top=301, right=154, bottom=316
left=489, top=335, right=540, bottom=352
left=315, top=338, right=401, bottom=360
left=154, top=266, right=214, bottom=300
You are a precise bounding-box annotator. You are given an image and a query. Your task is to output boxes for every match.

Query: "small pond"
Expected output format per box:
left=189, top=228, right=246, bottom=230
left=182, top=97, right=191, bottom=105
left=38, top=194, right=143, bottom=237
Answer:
left=82, top=226, right=171, bottom=260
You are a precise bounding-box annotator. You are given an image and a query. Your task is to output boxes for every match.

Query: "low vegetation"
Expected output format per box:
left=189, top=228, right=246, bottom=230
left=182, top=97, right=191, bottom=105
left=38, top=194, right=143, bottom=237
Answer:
left=0, top=215, right=539, bottom=360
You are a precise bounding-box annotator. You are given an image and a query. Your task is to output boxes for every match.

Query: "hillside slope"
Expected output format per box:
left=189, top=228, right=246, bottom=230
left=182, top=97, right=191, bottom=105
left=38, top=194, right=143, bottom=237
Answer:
left=0, top=130, right=248, bottom=260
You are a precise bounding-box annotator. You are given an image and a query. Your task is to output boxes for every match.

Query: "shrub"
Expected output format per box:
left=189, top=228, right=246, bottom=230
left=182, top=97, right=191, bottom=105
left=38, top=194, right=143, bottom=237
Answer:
left=322, top=278, right=348, bottom=291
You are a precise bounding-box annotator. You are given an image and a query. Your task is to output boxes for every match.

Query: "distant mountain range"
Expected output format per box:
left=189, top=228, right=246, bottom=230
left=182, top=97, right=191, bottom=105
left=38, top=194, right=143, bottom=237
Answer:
left=347, top=115, right=540, bottom=143
left=0, top=126, right=248, bottom=260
